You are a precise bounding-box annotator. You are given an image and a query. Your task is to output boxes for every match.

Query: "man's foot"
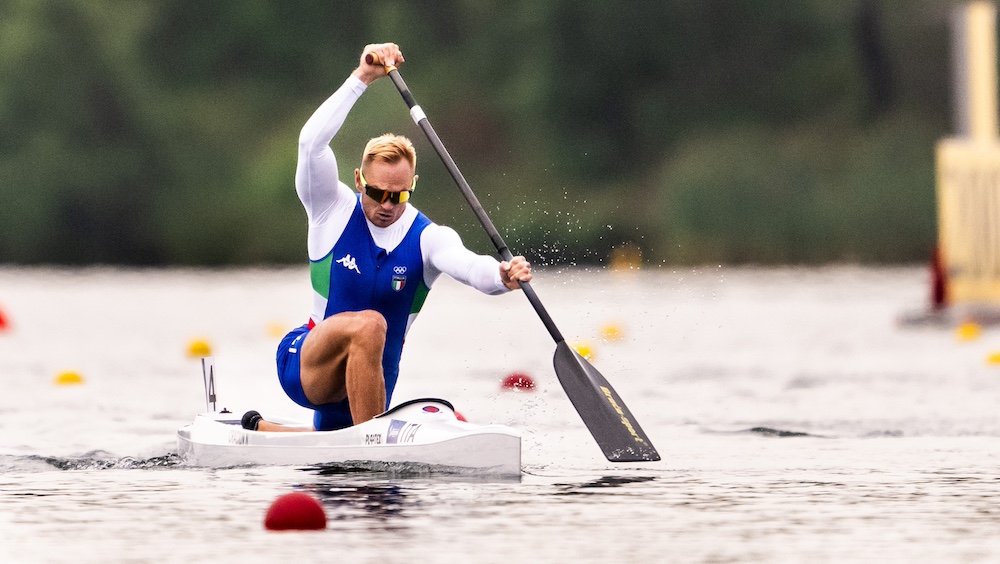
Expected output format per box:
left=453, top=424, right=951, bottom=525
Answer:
left=242, top=410, right=263, bottom=430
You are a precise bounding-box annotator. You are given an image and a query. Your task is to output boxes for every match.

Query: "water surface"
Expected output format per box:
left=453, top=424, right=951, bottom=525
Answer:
left=1, top=266, right=998, bottom=562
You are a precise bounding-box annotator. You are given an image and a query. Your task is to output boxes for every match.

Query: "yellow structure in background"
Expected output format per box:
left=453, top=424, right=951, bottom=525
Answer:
left=609, top=243, right=642, bottom=274
left=936, top=2, right=1000, bottom=307
left=959, top=2, right=999, bottom=140
left=936, top=140, right=1000, bottom=302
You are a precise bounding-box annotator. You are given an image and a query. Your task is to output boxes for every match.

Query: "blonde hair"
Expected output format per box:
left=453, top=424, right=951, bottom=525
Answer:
left=361, top=134, right=416, bottom=172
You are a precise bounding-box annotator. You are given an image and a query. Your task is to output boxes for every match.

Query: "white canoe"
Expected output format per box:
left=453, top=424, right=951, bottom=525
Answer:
left=176, top=398, right=521, bottom=476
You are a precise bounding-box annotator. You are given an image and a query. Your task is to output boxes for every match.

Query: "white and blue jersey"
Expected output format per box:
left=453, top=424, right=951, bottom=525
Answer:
left=313, top=195, right=432, bottom=399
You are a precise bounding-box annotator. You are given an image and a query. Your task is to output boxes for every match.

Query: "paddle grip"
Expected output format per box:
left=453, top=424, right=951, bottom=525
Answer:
left=365, top=52, right=397, bottom=72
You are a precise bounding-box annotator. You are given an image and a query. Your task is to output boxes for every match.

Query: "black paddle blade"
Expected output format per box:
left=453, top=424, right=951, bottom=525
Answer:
left=553, top=341, right=660, bottom=462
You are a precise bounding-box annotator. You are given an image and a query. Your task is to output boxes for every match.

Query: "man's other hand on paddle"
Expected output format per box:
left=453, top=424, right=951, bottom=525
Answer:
left=500, top=256, right=532, bottom=290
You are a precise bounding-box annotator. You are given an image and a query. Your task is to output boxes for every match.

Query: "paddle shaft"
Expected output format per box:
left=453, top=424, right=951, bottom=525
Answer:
left=369, top=55, right=565, bottom=344
left=367, top=54, right=660, bottom=462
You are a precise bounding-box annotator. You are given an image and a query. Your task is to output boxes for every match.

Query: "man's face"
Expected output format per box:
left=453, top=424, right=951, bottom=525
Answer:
left=356, top=159, right=415, bottom=228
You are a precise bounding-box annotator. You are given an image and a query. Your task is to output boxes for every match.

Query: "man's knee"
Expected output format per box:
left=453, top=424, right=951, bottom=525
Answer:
left=307, top=310, right=382, bottom=349
left=351, top=310, right=387, bottom=346
left=353, top=309, right=389, bottom=339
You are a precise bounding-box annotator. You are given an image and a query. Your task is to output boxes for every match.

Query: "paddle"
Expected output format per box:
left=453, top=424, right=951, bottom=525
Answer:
left=367, top=53, right=660, bottom=462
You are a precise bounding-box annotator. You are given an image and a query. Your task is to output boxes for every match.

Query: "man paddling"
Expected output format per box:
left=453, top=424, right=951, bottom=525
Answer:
left=245, top=43, right=531, bottom=433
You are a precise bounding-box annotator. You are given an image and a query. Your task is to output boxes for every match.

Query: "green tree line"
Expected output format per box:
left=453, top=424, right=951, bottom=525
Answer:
left=0, top=0, right=962, bottom=266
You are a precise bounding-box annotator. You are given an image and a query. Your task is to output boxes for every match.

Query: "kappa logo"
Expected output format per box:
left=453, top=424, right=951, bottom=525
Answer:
left=336, top=254, right=361, bottom=274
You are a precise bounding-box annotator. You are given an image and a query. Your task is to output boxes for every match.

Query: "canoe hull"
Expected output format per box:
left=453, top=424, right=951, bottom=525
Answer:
left=176, top=398, right=521, bottom=476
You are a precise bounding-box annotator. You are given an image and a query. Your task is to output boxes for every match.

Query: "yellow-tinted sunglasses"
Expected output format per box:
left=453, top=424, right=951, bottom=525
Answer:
left=359, top=168, right=416, bottom=205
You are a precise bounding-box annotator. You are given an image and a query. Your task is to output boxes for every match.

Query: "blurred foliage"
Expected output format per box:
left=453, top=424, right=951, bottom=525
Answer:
left=0, top=0, right=966, bottom=266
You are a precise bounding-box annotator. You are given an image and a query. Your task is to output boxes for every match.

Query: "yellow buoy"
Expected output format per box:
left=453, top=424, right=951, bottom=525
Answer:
left=956, top=321, right=982, bottom=342
left=599, top=322, right=624, bottom=342
left=267, top=322, right=288, bottom=339
left=573, top=340, right=596, bottom=361
left=55, top=371, right=84, bottom=386
left=987, top=351, right=1000, bottom=365
left=187, top=338, right=213, bottom=358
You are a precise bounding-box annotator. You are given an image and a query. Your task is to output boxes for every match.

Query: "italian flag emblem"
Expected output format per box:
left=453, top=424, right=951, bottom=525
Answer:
left=391, top=275, right=406, bottom=291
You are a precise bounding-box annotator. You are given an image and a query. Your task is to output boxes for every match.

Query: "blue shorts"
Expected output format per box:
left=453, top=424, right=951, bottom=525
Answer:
left=276, top=324, right=354, bottom=431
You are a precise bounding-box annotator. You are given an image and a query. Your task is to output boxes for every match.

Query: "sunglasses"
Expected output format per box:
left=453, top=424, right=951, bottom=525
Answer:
left=359, top=168, right=416, bottom=205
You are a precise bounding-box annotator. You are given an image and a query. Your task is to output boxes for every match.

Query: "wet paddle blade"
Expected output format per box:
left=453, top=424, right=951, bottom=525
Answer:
left=553, top=342, right=660, bottom=462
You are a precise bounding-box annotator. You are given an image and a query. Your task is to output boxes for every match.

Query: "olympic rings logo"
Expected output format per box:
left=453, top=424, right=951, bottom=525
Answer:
left=393, top=266, right=407, bottom=274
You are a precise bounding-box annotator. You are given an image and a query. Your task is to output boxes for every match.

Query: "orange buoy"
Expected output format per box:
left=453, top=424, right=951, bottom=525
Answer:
left=501, top=372, right=536, bottom=391
left=265, top=492, right=326, bottom=531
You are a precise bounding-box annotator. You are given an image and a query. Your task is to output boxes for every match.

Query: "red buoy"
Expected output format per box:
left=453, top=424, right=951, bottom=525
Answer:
left=265, top=492, right=326, bottom=531
left=930, top=246, right=948, bottom=311
left=0, top=306, right=9, bottom=332
left=501, top=372, right=536, bottom=391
